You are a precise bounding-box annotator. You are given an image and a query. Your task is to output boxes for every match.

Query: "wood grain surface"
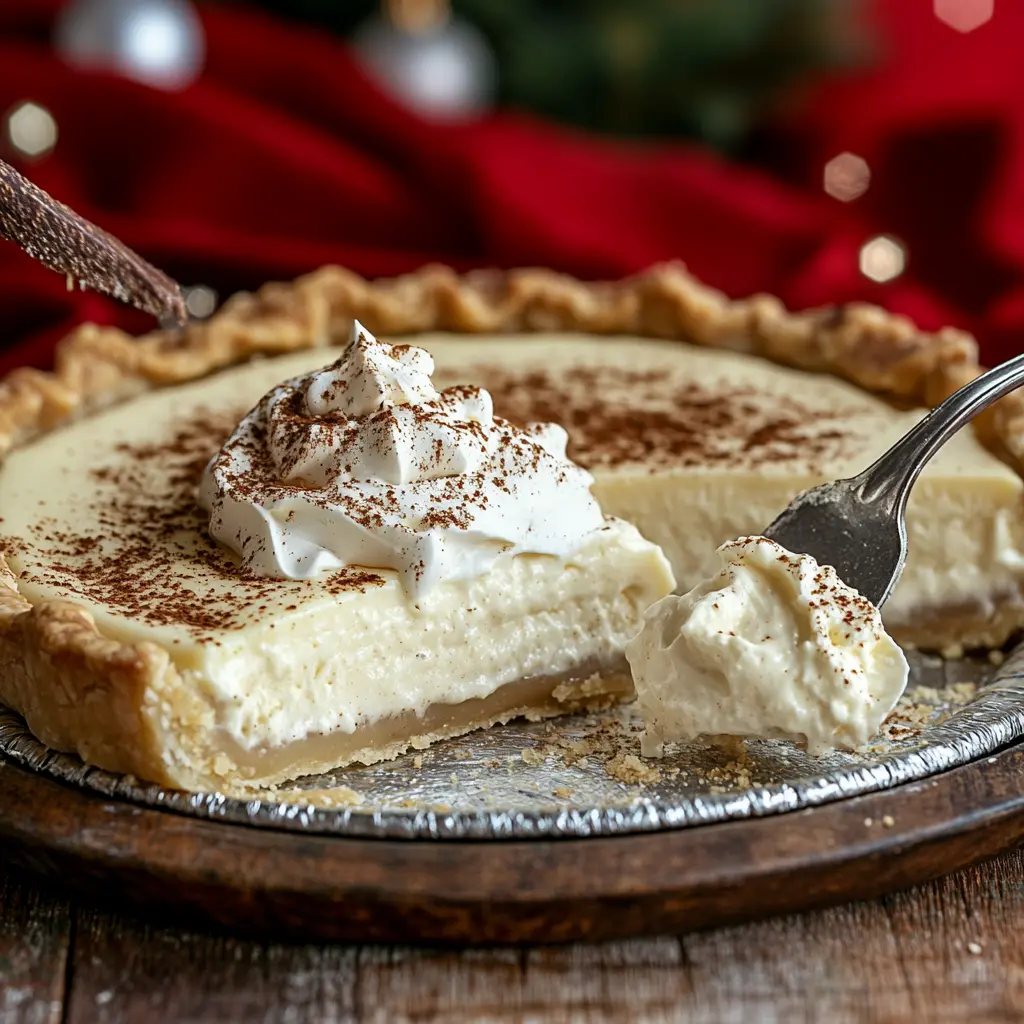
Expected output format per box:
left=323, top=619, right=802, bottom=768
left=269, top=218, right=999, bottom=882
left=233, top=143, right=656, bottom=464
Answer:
left=4, top=741, right=1024, bottom=944
left=3, top=855, right=1024, bottom=1023
left=0, top=873, right=69, bottom=1024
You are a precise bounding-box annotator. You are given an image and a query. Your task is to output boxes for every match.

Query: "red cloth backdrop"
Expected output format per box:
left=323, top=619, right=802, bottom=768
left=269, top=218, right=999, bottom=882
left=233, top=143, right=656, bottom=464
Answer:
left=1, top=0, right=1023, bottom=373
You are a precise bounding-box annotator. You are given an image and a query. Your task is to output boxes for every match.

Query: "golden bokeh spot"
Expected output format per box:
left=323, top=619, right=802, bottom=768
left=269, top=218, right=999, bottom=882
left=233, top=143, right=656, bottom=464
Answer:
left=5, top=101, right=58, bottom=159
left=934, top=0, right=994, bottom=33
left=859, top=236, right=907, bottom=284
left=824, top=153, right=870, bottom=202
left=184, top=285, right=218, bottom=320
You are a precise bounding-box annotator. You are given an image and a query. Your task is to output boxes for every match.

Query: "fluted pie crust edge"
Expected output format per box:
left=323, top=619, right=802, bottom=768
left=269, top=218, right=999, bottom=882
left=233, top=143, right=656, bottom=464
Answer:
left=0, top=262, right=1017, bottom=789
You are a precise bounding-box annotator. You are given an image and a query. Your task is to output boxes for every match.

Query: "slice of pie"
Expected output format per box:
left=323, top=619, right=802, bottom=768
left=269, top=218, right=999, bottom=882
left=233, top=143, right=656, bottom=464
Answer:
left=0, top=262, right=1020, bottom=790
left=0, top=322, right=674, bottom=791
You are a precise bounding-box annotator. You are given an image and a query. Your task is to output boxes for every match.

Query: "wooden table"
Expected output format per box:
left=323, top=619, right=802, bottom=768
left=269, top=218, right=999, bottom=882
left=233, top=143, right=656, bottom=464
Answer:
left=3, top=851, right=1024, bottom=1024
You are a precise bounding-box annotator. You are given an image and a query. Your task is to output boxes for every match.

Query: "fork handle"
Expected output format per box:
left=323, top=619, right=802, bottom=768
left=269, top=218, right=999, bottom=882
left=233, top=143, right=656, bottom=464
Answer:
left=856, top=351, right=1024, bottom=512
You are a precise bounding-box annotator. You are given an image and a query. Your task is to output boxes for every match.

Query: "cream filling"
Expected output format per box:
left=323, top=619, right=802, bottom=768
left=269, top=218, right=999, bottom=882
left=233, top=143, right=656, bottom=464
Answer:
left=591, top=468, right=1024, bottom=633
left=211, top=664, right=634, bottom=783
left=5, top=515, right=672, bottom=759
left=147, top=527, right=668, bottom=754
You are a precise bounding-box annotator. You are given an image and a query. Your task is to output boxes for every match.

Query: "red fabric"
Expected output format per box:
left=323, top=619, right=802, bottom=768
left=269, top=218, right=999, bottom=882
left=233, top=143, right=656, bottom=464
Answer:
left=0, top=0, right=1023, bottom=372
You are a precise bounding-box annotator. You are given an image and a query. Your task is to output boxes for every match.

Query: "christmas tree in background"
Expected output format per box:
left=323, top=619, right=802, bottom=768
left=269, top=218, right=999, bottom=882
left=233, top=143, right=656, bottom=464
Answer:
left=248, top=0, right=865, bottom=150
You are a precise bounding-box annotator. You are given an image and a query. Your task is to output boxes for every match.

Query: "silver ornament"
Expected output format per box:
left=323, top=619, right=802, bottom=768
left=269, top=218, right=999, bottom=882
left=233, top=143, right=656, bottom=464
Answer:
left=55, top=0, right=205, bottom=92
left=353, top=11, right=496, bottom=120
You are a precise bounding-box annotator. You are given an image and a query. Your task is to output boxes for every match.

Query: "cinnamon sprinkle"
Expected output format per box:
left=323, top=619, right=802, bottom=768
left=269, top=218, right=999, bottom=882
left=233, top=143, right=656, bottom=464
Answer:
left=11, top=354, right=870, bottom=638
left=450, top=365, right=863, bottom=472
left=16, top=408, right=383, bottom=639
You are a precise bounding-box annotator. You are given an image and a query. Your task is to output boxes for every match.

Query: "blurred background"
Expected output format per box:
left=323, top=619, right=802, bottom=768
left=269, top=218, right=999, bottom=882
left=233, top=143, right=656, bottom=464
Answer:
left=0, top=0, right=1018, bottom=371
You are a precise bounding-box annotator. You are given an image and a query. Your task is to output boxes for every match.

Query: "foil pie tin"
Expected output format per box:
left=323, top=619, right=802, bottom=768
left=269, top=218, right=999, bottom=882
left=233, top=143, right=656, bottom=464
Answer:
left=1, top=648, right=1022, bottom=840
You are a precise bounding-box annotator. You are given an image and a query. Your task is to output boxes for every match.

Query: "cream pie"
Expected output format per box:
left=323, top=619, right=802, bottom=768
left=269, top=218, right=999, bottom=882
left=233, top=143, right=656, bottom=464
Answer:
left=0, top=322, right=672, bottom=790
left=0, top=262, right=1021, bottom=789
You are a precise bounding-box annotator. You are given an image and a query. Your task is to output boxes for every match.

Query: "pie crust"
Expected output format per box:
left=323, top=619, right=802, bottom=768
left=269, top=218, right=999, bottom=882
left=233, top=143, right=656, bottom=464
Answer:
left=0, top=261, right=1019, bottom=787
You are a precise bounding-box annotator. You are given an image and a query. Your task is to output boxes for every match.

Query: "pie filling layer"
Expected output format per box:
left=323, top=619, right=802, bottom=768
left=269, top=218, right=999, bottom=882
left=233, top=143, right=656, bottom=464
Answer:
left=215, top=662, right=633, bottom=784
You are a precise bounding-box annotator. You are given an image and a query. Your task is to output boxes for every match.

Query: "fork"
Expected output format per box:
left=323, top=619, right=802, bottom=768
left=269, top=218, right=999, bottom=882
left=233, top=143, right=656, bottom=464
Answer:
left=763, top=352, right=1024, bottom=607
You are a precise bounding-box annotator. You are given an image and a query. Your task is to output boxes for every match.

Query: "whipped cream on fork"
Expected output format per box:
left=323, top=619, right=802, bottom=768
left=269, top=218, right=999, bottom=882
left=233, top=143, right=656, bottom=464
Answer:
left=626, top=535, right=909, bottom=755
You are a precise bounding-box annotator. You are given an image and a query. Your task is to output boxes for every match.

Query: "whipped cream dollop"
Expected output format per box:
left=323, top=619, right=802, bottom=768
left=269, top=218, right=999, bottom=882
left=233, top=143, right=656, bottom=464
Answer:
left=625, top=536, right=909, bottom=755
left=199, top=321, right=606, bottom=596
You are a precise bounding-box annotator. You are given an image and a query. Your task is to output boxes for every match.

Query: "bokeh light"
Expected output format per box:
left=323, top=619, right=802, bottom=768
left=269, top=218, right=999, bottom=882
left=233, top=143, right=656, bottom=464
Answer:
left=824, top=152, right=870, bottom=202
left=859, top=236, right=907, bottom=283
left=5, top=102, right=58, bottom=159
left=934, top=0, right=994, bottom=33
left=184, top=284, right=217, bottom=319
left=55, top=0, right=205, bottom=92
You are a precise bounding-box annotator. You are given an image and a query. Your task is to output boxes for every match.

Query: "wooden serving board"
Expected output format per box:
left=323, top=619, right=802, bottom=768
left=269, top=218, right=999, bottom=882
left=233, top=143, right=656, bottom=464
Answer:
left=3, top=741, right=1024, bottom=944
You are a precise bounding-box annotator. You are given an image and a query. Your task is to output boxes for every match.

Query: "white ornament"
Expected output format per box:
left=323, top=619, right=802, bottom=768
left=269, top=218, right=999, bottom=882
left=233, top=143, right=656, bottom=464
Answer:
left=55, top=0, right=205, bottom=92
left=353, top=12, right=496, bottom=120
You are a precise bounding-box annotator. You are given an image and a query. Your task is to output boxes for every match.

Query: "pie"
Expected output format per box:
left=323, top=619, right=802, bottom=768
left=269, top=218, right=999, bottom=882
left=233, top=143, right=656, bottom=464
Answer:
left=0, top=262, right=1021, bottom=790
left=0, top=321, right=674, bottom=791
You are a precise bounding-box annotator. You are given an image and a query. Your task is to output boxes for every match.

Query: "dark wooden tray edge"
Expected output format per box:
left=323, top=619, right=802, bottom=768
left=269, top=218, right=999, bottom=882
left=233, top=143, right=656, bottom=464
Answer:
left=2, top=743, right=1024, bottom=944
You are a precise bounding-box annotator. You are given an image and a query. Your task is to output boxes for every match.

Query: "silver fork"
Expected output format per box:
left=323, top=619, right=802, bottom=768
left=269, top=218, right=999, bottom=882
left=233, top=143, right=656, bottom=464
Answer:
left=763, top=352, right=1024, bottom=607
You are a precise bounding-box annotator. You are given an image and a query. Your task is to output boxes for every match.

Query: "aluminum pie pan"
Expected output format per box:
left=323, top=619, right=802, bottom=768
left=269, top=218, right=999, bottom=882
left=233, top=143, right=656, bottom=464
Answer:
left=1, top=647, right=1022, bottom=841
